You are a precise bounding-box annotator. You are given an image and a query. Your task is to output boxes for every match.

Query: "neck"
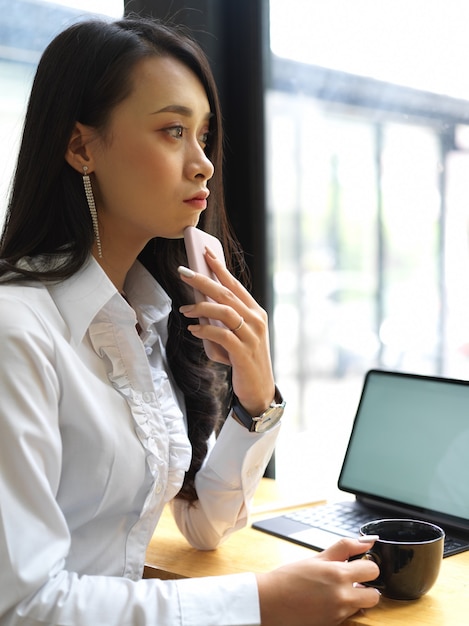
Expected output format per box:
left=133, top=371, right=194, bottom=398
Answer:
left=91, top=248, right=135, bottom=294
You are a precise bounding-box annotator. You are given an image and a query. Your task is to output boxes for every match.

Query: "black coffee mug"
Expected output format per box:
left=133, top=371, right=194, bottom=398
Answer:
left=359, top=519, right=445, bottom=600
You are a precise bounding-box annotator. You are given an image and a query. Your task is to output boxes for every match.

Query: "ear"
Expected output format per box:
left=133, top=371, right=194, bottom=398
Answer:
left=64, top=122, right=97, bottom=173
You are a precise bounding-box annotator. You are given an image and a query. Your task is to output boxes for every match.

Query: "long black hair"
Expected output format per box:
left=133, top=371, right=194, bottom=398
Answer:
left=0, top=16, right=247, bottom=502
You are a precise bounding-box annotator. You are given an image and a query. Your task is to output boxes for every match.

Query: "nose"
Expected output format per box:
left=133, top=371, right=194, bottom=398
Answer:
left=186, top=141, right=214, bottom=182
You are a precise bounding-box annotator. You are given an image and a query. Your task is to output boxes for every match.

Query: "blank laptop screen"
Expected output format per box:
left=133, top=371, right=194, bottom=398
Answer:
left=338, top=370, right=469, bottom=521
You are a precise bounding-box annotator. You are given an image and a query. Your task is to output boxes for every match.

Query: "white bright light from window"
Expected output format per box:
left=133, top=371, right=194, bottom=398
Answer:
left=41, top=0, right=123, bottom=17
left=270, top=0, right=469, bottom=100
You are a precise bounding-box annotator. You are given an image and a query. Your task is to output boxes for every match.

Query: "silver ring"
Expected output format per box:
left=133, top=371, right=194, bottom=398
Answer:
left=231, top=316, right=244, bottom=333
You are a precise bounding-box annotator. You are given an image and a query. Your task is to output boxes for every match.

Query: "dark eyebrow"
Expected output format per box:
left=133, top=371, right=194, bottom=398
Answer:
left=152, top=104, right=192, bottom=116
left=151, top=104, right=213, bottom=120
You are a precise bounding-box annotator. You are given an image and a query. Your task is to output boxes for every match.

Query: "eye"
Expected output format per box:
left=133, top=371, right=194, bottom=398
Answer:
left=165, top=125, right=185, bottom=139
left=199, top=130, right=211, bottom=149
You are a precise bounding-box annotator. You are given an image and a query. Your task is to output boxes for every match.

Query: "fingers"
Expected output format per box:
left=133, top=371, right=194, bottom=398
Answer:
left=181, top=246, right=253, bottom=308
left=178, top=269, right=248, bottom=317
left=178, top=244, right=267, bottom=330
left=319, top=537, right=376, bottom=562
left=177, top=260, right=275, bottom=413
left=350, top=585, right=381, bottom=610
left=229, top=315, right=245, bottom=333
left=257, top=555, right=381, bottom=626
left=204, top=245, right=252, bottom=301
left=176, top=261, right=267, bottom=351
left=179, top=300, right=249, bottom=334
left=318, top=538, right=380, bottom=586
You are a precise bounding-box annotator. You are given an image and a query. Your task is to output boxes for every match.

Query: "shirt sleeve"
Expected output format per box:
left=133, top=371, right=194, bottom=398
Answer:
left=175, top=573, right=260, bottom=626
left=0, top=296, right=263, bottom=626
left=171, top=413, right=280, bottom=550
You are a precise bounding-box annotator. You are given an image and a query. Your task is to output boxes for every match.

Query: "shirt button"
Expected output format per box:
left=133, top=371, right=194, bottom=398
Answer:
left=143, top=392, right=152, bottom=403
left=155, top=482, right=162, bottom=494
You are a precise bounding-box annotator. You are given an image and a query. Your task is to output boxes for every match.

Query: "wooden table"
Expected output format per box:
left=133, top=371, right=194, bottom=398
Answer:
left=145, top=479, right=469, bottom=625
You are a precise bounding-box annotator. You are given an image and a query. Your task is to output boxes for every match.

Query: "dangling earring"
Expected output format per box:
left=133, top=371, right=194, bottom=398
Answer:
left=82, top=165, right=102, bottom=258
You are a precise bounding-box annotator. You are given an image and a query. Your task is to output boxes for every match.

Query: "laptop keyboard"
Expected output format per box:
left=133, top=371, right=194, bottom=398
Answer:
left=283, top=502, right=469, bottom=556
left=285, top=502, right=371, bottom=538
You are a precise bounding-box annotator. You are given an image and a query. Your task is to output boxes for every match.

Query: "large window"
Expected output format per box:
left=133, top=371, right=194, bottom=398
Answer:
left=268, top=0, right=469, bottom=500
left=0, top=0, right=123, bottom=222
left=3, top=0, right=469, bottom=503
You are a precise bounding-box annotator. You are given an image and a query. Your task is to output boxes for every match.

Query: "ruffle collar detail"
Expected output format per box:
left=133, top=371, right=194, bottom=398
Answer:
left=88, top=265, right=191, bottom=508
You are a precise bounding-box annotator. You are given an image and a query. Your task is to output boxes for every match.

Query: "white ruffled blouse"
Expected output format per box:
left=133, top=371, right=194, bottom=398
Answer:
left=0, top=256, right=280, bottom=625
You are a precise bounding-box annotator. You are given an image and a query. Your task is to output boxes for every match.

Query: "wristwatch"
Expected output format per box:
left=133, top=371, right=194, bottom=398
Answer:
left=231, top=386, right=285, bottom=433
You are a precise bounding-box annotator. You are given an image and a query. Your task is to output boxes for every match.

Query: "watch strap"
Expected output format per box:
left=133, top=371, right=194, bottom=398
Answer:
left=231, top=386, right=285, bottom=432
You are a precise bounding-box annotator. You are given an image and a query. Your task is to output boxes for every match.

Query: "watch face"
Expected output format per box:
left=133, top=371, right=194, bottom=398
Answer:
left=254, top=407, right=284, bottom=433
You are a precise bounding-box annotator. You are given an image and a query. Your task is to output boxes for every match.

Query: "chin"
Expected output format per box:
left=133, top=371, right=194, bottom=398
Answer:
left=158, top=217, right=201, bottom=240
left=181, top=217, right=202, bottom=236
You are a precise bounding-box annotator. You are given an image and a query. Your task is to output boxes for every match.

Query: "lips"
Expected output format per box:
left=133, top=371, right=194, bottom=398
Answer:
left=184, top=189, right=210, bottom=210
left=184, top=189, right=210, bottom=203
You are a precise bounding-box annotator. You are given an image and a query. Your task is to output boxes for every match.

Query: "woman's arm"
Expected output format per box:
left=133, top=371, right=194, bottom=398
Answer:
left=171, top=415, right=279, bottom=549
left=175, top=249, right=282, bottom=548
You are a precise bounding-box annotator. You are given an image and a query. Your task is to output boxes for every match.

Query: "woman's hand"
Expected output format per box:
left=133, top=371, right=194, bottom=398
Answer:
left=256, top=538, right=381, bottom=626
left=178, top=247, right=275, bottom=417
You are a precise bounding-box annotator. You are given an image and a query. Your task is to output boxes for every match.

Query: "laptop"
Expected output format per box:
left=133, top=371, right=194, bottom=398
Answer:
left=253, top=369, right=469, bottom=557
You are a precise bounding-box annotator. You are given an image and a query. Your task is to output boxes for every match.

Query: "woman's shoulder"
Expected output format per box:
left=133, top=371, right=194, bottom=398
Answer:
left=0, top=277, right=47, bottom=301
left=0, top=280, right=62, bottom=336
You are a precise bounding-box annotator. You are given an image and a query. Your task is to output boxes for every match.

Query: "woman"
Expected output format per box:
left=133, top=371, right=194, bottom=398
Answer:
left=0, top=16, right=379, bottom=625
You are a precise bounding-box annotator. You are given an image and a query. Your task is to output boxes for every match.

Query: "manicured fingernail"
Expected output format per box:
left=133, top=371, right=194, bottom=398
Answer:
left=358, top=535, right=379, bottom=543
left=204, top=246, right=217, bottom=259
left=179, top=305, right=195, bottom=313
left=178, top=265, right=195, bottom=278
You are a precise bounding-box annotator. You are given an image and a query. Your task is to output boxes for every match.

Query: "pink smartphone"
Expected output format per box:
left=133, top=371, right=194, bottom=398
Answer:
left=183, top=226, right=230, bottom=362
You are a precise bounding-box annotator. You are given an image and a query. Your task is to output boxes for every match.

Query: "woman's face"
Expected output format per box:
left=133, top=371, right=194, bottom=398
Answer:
left=88, top=55, right=214, bottom=255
